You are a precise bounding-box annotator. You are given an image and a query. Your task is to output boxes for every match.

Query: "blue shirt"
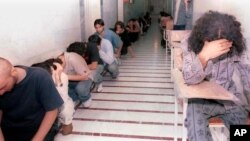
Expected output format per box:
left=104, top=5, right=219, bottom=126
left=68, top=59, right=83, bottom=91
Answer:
left=96, top=28, right=123, bottom=50
left=0, top=66, right=63, bottom=141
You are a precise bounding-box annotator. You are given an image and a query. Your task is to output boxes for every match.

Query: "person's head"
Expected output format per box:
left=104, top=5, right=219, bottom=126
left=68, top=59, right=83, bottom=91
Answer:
left=57, top=52, right=68, bottom=69
left=114, top=21, right=125, bottom=34
left=188, top=11, right=246, bottom=55
left=94, top=19, right=105, bottom=34
left=127, top=19, right=133, bottom=26
left=31, top=58, right=63, bottom=75
left=88, top=34, right=102, bottom=46
left=67, top=42, right=87, bottom=57
left=0, top=57, right=16, bottom=95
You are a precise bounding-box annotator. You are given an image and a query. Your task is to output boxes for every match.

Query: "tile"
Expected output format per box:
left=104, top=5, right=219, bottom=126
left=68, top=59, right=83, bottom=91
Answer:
left=100, top=87, right=174, bottom=95
left=74, top=109, right=183, bottom=124
left=103, top=76, right=172, bottom=83
left=71, top=120, right=184, bottom=138
left=78, top=100, right=183, bottom=113
left=92, top=93, right=175, bottom=103
left=102, top=81, right=173, bottom=88
left=55, top=134, right=175, bottom=141
left=119, top=66, right=170, bottom=70
left=111, top=73, right=171, bottom=78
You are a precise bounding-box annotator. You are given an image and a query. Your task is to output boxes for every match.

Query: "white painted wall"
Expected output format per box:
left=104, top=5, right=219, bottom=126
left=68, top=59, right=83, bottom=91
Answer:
left=118, top=0, right=124, bottom=21
left=102, top=0, right=118, bottom=28
left=0, top=0, right=81, bottom=66
left=81, top=0, right=101, bottom=41
left=193, top=0, right=250, bottom=39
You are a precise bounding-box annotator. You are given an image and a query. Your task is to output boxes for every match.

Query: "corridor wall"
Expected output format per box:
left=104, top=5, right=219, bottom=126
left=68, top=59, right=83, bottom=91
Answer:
left=80, top=0, right=101, bottom=41
left=124, top=0, right=149, bottom=24
left=0, top=0, right=81, bottom=66
left=102, top=0, right=118, bottom=29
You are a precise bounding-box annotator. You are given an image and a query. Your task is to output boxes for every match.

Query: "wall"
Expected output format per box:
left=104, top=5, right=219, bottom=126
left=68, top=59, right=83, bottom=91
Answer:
left=149, top=0, right=172, bottom=15
left=193, top=0, right=250, bottom=39
left=102, top=0, right=118, bottom=28
left=80, top=0, right=101, bottom=41
left=124, top=0, right=149, bottom=23
left=174, top=0, right=193, bottom=29
left=0, top=0, right=81, bottom=66
left=118, top=0, right=124, bottom=21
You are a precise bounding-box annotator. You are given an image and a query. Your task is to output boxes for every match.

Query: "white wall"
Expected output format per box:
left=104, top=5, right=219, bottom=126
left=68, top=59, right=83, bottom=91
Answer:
left=0, top=0, right=81, bottom=66
left=193, top=0, right=250, bottom=39
left=102, top=0, right=118, bottom=28
left=118, top=0, right=124, bottom=21
left=81, top=0, right=101, bottom=41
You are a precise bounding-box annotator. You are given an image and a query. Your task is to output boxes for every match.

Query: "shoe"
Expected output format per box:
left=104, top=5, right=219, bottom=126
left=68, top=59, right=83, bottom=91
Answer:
left=114, top=58, right=122, bottom=65
left=74, top=100, right=81, bottom=109
left=112, top=76, right=117, bottom=79
left=83, top=97, right=92, bottom=108
left=97, top=83, right=103, bottom=92
left=61, top=123, right=73, bottom=135
left=117, top=58, right=122, bottom=65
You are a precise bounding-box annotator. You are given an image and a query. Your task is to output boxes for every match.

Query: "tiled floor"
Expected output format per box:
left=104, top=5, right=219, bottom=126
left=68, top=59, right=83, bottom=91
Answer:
left=55, top=19, right=183, bottom=141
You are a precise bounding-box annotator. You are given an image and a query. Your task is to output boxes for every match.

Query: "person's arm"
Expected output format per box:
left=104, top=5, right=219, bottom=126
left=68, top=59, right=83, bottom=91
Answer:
left=88, top=62, right=98, bottom=70
left=182, top=40, right=207, bottom=84
left=235, top=54, right=250, bottom=108
left=198, top=39, right=232, bottom=68
left=31, top=109, right=58, bottom=141
left=99, top=39, right=115, bottom=65
left=0, top=128, right=3, bottom=141
left=115, top=45, right=123, bottom=58
left=32, top=69, right=63, bottom=141
left=111, top=30, right=123, bottom=58
left=0, top=110, right=4, bottom=141
left=87, top=43, right=100, bottom=70
left=67, top=74, right=89, bottom=81
left=182, top=38, right=232, bottom=84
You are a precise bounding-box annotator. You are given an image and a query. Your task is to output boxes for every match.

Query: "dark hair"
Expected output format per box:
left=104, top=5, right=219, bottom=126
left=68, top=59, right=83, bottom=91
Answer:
left=114, top=21, right=125, bottom=31
left=31, top=58, right=62, bottom=75
left=67, top=42, right=87, bottom=56
left=188, top=11, right=246, bottom=55
left=88, top=34, right=102, bottom=46
left=94, top=19, right=105, bottom=26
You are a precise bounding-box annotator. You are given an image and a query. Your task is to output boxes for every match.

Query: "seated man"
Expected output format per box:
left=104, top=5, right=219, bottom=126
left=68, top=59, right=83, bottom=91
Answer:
left=32, top=58, right=75, bottom=135
left=94, top=19, right=123, bottom=58
left=88, top=34, right=119, bottom=79
left=182, top=11, right=250, bottom=141
left=67, top=42, right=104, bottom=92
left=0, top=57, right=63, bottom=141
left=114, top=21, right=135, bottom=58
left=126, top=19, right=141, bottom=43
left=58, top=52, right=92, bottom=107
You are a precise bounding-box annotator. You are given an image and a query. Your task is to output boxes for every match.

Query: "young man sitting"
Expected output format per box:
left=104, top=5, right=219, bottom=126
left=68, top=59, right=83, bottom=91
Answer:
left=0, top=57, right=63, bottom=141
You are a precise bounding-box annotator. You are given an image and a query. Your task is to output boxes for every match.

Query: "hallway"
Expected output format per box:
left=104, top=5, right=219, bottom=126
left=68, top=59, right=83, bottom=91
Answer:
left=55, top=19, right=183, bottom=141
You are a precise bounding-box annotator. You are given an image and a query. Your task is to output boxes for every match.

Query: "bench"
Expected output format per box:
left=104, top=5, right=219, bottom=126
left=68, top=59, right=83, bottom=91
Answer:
left=163, top=30, right=191, bottom=80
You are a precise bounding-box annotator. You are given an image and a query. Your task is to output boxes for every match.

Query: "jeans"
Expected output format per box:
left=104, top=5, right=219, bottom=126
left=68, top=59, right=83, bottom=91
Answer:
left=68, top=79, right=92, bottom=102
left=185, top=99, right=248, bottom=141
left=105, top=61, right=119, bottom=78
left=92, top=65, right=104, bottom=84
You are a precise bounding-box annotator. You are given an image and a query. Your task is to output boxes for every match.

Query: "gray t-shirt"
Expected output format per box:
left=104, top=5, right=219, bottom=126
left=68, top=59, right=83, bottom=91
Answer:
left=63, top=52, right=92, bottom=79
